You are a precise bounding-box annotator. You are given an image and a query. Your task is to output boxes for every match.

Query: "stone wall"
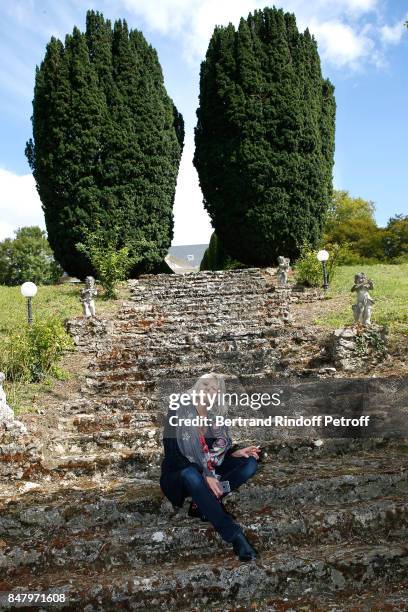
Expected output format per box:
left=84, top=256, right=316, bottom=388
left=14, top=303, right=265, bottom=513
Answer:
left=326, top=324, right=388, bottom=371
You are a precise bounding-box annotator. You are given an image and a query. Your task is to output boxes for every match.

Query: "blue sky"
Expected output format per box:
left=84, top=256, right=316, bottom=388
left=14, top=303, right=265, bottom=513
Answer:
left=0, top=0, right=407, bottom=245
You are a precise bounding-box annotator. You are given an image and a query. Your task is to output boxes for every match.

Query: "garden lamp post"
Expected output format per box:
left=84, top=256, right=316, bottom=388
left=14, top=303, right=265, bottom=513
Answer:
left=21, top=282, right=38, bottom=326
left=317, top=250, right=330, bottom=291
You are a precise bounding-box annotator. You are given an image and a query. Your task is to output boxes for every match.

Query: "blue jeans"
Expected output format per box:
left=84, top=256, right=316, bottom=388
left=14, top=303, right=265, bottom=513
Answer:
left=180, top=456, right=258, bottom=542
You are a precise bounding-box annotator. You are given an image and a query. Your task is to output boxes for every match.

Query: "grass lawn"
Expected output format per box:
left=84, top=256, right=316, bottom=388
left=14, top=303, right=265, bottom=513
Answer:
left=0, top=266, right=406, bottom=412
left=0, top=281, right=127, bottom=412
left=0, top=282, right=127, bottom=337
left=315, top=263, right=408, bottom=334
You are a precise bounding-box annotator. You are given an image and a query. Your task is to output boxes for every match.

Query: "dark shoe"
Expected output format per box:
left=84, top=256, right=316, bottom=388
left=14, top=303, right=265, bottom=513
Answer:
left=188, top=501, right=209, bottom=522
left=232, top=532, right=257, bottom=561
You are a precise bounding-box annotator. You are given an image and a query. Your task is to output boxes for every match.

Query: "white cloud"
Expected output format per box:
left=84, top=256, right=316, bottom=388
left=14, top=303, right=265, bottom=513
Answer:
left=308, top=19, right=374, bottom=69
left=343, top=0, right=377, bottom=14
left=117, top=0, right=386, bottom=68
left=183, top=0, right=266, bottom=64
left=172, top=138, right=212, bottom=245
left=0, top=168, right=45, bottom=241
left=122, top=0, right=193, bottom=34
left=120, top=0, right=266, bottom=63
left=380, top=22, right=405, bottom=45
left=0, top=161, right=210, bottom=248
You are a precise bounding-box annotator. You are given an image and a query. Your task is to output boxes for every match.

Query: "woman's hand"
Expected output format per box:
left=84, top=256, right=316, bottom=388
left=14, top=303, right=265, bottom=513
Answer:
left=231, top=446, right=260, bottom=459
left=205, top=476, right=223, bottom=498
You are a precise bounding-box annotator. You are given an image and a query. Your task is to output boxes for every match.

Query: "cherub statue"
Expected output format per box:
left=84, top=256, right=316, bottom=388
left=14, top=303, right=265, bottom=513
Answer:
left=80, top=276, right=97, bottom=318
left=0, top=372, right=14, bottom=421
left=351, top=272, right=374, bottom=325
left=0, top=372, right=27, bottom=434
left=277, top=256, right=290, bottom=286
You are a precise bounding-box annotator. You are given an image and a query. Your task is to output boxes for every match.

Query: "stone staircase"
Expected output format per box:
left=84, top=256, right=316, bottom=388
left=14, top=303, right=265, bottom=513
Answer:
left=1, top=268, right=407, bottom=611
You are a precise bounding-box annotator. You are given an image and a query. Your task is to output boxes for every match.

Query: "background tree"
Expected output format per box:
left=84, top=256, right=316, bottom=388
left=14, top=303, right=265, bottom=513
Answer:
left=383, top=215, right=408, bottom=261
left=200, top=231, right=245, bottom=270
left=0, top=227, right=62, bottom=286
left=323, top=190, right=384, bottom=261
left=26, top=11, right=184, bottom=278
left=194, top=7, right=336, bottom=266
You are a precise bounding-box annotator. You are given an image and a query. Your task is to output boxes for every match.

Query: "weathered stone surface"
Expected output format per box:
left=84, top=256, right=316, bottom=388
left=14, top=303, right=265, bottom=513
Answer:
left=0, top=269, right=407, bottom=609
left=0, top=373, right=43, bottom=481
left=65, top=317, right=115, bottom=353
left=327, top=325, right=388, bottom=371
left=0, top=373, right=27, bottom=437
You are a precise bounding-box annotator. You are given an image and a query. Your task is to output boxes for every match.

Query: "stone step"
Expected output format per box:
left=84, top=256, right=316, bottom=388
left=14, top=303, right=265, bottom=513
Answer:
left=115, top=309, right=273, bottom=326
left=2, top=542, right=408, bottom=610
left=45, top=425, right=158, bottom=449
left=113, top=313, right=282, bottom=332
left=127, top=296, right=288, bottom=309
left=119, top=300, right=269, bottom=314
left=3, top=447, right=407, bottom=498
left=131, top=282, right=269, bottom=294
left=236, top=464, right=408, bottom=510
left=86, top=366, right=284, bottom=393
left=255, top=581, right=408, bottom=612
left=132, top=268, right=267, bottom=285
left=91, top=345, right=274, bottom=372
left=64, top=412, right=157, bottom=433
left=1, top=494, right=408, bottom=577
left=88, top=348, right=280, bottom=379
left=43, top=424, right=406, bottom=476
left=138, top=267, right=263, bottom=277
left=107, top=330, right=284, bottom=350
left=0, top=433, right=42, bottom=481
left=0, top=466, right=408, bottom=551
left=126, top=302, right=288, bottom=316
left=130, top=282, right=271, bottom=292
left=134, top=273, right=267, bottom=285
left=39, top=448, right=156, bottom=477
left=106, top=330, right=285, bottom=352
left=116, top=312, right=268, bottom=327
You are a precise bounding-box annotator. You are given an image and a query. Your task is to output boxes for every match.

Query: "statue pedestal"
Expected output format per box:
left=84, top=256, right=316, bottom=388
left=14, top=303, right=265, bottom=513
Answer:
left=327, top=324, right=388, bottom=372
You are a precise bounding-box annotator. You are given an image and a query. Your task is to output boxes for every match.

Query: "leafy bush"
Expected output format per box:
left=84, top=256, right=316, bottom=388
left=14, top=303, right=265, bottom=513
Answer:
left=0, top=226, right=62, bottom=286
left=294, top=243, right=349, bottom=287
left=383, top=215, right=408, bottom=261
left=325, top=243, right=354, bottom=280
left=323, top=191, right=384, bottom=260
left=0, top=317, right=74, bottom=383
left=76, top=226, right=154, bottom=298
left=294, top=244, right=322, bottom=287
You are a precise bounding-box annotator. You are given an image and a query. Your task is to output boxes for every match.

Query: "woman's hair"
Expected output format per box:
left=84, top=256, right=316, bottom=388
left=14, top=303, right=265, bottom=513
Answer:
left=186, top=372, right=228, bottom=415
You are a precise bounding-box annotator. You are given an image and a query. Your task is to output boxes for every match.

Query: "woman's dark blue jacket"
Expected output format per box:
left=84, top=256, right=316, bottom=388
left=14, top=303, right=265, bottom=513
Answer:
left=159, top=408, right=235, bottom=508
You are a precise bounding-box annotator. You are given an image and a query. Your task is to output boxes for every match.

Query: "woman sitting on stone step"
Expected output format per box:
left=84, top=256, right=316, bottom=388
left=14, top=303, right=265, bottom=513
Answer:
left=160, top=372, right=260, bottom=561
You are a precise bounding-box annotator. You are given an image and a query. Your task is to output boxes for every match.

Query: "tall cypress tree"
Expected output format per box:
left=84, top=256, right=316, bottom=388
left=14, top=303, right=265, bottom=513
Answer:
left=194, top=7, right=335, bottom=265
left=26, top=11, right=184, bottom=278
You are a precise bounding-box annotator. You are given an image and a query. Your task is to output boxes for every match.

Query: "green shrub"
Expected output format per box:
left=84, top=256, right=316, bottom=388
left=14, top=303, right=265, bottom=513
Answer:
left=294, top=244, right=322, bottom=287
left=389, top=254, right=408, bottom=265
left=76, top=226, right=153, bottom=298
left=294, top=242, right=349, bottom=287
left=0, top=226, right=62, bottom=286
left=0, top=317, right=74, bottom=383
left=325, top=242, right=382, bottom=266
left=325, top=243, right=354, bottom=280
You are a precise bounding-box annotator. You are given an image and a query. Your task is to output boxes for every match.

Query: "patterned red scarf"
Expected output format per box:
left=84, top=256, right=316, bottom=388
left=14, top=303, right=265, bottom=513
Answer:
left=199, top=433, right=229, bottom=476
